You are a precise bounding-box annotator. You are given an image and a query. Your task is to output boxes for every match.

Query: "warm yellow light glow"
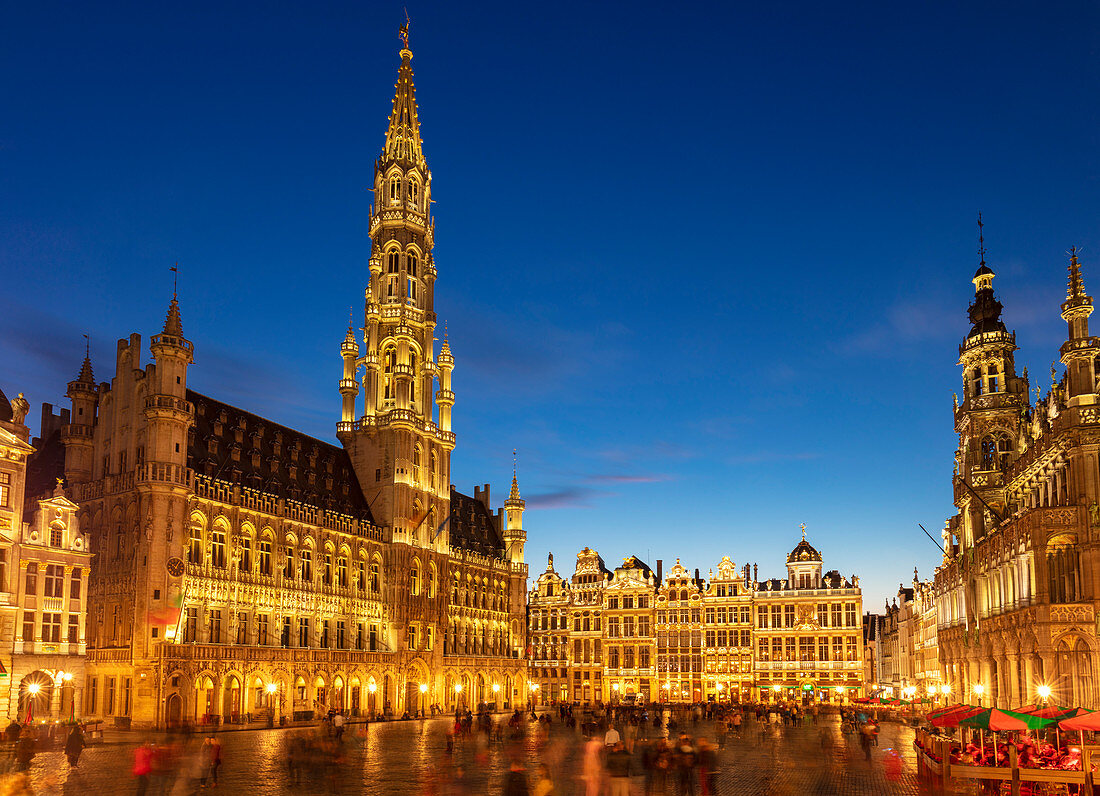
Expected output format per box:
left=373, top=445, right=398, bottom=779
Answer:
left=368, top=682, right=377, bottom=694
left=942, top=685, right=951, bottom=695
left=716, top=683, right=725, bottom=692
left=772, top=685, right=782, bottom=693
left=454, top=684, right=462, bottom=693
left=420, top=683, right=428, bottom=694
left=1037, top=684, right=1052, bottom=700
left=928, top=685, right=938, bottom=695
left=612, top=683, right=620, bottom=692
left=492, top=683, right=499, bottom=693
left=661, top=682, right=670, bottom=689
left=834, top=686, right=844, bottom=693
left=62, top=673, right=72, bottom=683
left=973, top=684, right=985, bottom=696
left=27, top=684, right=40, bottom=696
left=266, top=683, right=278, bottom=694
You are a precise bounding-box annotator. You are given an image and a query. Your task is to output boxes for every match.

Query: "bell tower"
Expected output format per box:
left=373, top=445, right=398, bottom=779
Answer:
left=338, top=29, right=453, bottom=545
left=1059, top=247, right=1100, bottom=407
left=952, top=217, right=1029, bottom=549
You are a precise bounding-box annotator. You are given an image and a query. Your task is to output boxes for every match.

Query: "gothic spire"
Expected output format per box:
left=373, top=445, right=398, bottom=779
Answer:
left=163, top=295, right=184, bottom=337
left=508, top=448, right=523, bottom=503
left=77, top=334, right=94, bottom=384
left=1064, top=246, right=1090, bottom=308
left=383, top=23, right=424, bottom=168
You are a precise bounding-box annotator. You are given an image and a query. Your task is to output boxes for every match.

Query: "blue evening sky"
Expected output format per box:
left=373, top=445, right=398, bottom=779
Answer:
left=2, top=1, right=1099, bottom=609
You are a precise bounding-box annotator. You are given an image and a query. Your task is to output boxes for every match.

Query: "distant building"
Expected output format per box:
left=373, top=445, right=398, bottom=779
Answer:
left=0, top=389, right=92, bottom=722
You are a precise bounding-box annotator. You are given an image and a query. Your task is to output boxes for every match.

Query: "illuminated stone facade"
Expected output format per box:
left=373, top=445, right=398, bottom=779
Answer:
left=528, top=539, right=863, bottom=705
left=0, top=392, right=92, bottom=721
left=752, top=534, right=864, bottom=701
left=936, top=247, right=1100, bottom=709
left=33, top=36, right=528, bottom=728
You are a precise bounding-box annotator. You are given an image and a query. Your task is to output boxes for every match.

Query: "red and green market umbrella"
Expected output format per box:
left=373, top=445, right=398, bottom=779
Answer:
left=1013, top=702, right=1071, bottom=718
left=930, top=705, right=983, bottom=728
left=959, top=708, right=1057, bottom=731
left=1057, top=709, right=1100, bottom=732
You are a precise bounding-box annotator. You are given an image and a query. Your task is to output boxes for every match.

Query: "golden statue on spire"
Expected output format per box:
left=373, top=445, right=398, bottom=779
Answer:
left=399, top=10, right=410, bottom=49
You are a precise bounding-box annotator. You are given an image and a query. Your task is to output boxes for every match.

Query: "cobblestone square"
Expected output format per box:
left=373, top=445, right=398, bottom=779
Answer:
left=4, top=713, right=972, bottom=795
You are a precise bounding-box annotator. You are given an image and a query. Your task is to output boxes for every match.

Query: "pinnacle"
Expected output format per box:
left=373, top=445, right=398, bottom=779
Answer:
left=509, top=472, right=522, bottom=502
left=77, top=354, right=94, bottom=384
left=1067, top=246, right=1087, bottom=301
left=163, top=296, right=184, bottom=337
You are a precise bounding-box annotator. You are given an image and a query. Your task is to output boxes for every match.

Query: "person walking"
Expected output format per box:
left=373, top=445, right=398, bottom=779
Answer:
left=582, top=735, right=604, bottom=796
left=697, top=739, right=717, bottom=796
left=675, top=734, right=697, bottom=796
left=132, top=740, right=155, bottom=796
left=332, top=712, right=346, bottom=740
left=605, top=741, right=632, bottom=796
left=64, top=724, right=86, bottom=768
left=532, top=763, right=555, bottom=796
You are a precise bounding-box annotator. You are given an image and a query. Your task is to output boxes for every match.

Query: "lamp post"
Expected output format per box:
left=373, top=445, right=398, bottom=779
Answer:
left=973, top=683, right=985, bottom=707
left=420, top=682, right=429, bottom=717
left=369, top=681, right=378, bottom=718
left=611, top=682, right=620, bottom=706
left=26, top=682, right=41, bottom=723
left=716, top=682, right=725, bottom=704
left=1037, top=684, right=1051, bottom=706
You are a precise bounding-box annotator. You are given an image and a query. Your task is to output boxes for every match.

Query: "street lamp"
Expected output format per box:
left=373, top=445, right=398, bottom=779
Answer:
left=716, top=682, right=725, bottom=704
left=1037, top=684, right=1052, bottom=704
left=973, top=683, right=985, bottom=706
left=942, top=684, right=951, bottom=697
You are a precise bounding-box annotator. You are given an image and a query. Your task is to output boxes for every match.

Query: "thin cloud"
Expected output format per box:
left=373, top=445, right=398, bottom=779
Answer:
left=527, top=488, right=605, bottom=509
left=586, top=473, right=671, bottom=484
left=725, top=451, right=821, bottom=465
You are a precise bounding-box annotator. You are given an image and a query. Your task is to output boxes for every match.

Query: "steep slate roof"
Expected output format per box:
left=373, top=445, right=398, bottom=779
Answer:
left=187, top=390, right=374, bottom=524
left=448, top=487, right=504, bottom=557
left=25, top=428, right=65, bottom=510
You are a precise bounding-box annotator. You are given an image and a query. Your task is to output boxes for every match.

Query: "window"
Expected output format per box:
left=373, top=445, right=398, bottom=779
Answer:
left=42, top=612, right=61, bottom=643
left=408, top=251, right=418, bottom=277
left=323, top=553, right=333, bottom=586
left=846, top=637, right=858, bottom=660
left=68, top=615, right=79, bottom=644
left=44, top=565, right=63, bottom=598
left=0, top=472, right=9, bottom=508
left=770, top=605, right=781, bottom=627
left=87, top=677, right=97, bottom=714
left=105, top=678, right=116, bottom=715
left=705, top=630, right=716, bottom=647
left=705, top=609, right=715, bottom=624
left=189, top=522, right=203, bottom=564
left=716, top=630, right=726, bottom=647
left=799, top=637, right=815, bottom=662
left=757, top=607, right=768, bottom=629
left=122, top=677, right=132, bottom=716
left=70, top=569, right=81, bottom=599
left=259, top=538, right=272, bottom=575
left=208, top=610, right=222, bottom=644
left=50, top=526, right=63, bottom=547
left=296, top=617, right=308, bottom=647
left=0, top=549, right=6, bottom=591
left=387, top=250, right=400, bottom=274
left=388, top=176, right=400, bottom=205
left=370, top=561, right=380, bottom=593
left=239, top=538, right=251, bottom=572
left=338, top=557, right=348, bottom=588
left=408, top=181, right=419, bottom=209
left=830, top=603, right=842, bottom=627
left=757, top=639, right=770, bottom=661
left=257, top=614, right=268, bottom=646
left=184, top=608, right=197, bottom=643
left=321, top=621, right=330, bottom=648
left=300, top=549, right=312, bottom=581
left=818, top=604, right=829, bottom=628
left=411, top=564, right=421, bottom=596
left=785, top=637, right=796, bottom=661
left=211, top=527, right=226, bottom=568
left=407, top=625, right=417, bottom=650
left=845, top=604, right=857, bottom=627
left=337, top=620, right=345, bottom=649
left=236, top=612, right=248, bottom=645
left=833, top=636, right=843, bottom=661
left=284, top=548, right=295, bottom=579
left=24, top=563, right=37, bottom=596
left=22, top=610, right=35, bottom=642
left=818, top=637, right=830, bottom=661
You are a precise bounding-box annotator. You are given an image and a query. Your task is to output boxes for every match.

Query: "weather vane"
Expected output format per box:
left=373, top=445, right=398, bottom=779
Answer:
left=977, top=212, right=986, bottom=267
left=800, top=522, right=806, bottom=541
left=170, top=262, right=179, bottom=297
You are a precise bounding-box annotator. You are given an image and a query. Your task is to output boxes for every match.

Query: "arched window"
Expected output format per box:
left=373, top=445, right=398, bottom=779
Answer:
left=413, top=445, right=422, bottom=483
left=323, top=550, right=333, bottom=585
left=997, top=436, right=1014, bottom=469
left=407, top=278, right=417, bottom=302
left=284, top=545, right=295, bottom=579
left=409, top=352, right=417, bottom=404
left=972, top=367, right=983, bottom=397
left=259, top=535, right=273, bottom=575
left=980, top=436, right=997, bottom=470
left=407, top=251, right=418, bottom=278
left=411, top=561, right=421, bottom=596
left=388, top=175, right=401, bottom=205
left=211, top=523, right=227, bottom=568
left=408, top=180, right=419, bottom=209
left=300, top=547, right=313, bottom=581
left=337, top=556, right=348, bottom=588
left=188, top=519, right=203, bottom=564
left=429, top=564, right=437, bottom=598
left=429, top=450, right=438, bottom=490
left=383, top=348, right=396, bottom=404
left=387, top=250, right=400, bottom=274
left=370, top=560, right=381, bottom=593
left=987, top=362, right=1001, bottom=393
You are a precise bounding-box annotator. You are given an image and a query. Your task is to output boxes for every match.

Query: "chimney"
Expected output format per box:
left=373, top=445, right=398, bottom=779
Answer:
left=753, top=563, right=758, bottom=581
left=656, top=559, right=663, bottom=584
left=694, top=567, right=701, bottom=585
